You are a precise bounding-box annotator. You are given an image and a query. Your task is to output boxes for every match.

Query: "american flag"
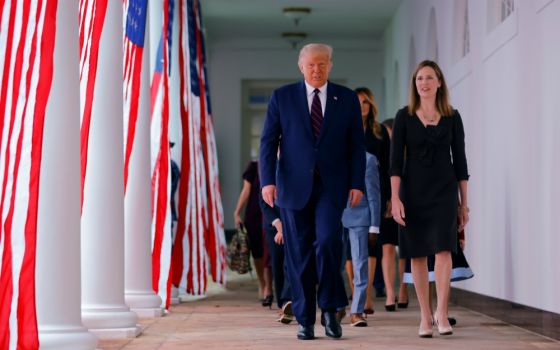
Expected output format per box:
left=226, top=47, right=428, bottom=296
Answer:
left=150, top=0, right=174, bottom=309
left=173, top=0, right=226, bottom=295
left=0, top=0, right=56, bottom=348
left=123, top=0, right=147, bottom=192
left=79, top=0, right=108, bottom=210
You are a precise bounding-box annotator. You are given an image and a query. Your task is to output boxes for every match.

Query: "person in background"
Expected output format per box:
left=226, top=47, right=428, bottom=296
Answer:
left=390, top=60, right=469, bottom=338
left=260, top=43, right=365, bottom=340
left=259, top=193, right=293, bottom=323
left=374, top=117, right=409, bottom=311
left=354, top=88, right=405, bottom=312
left=170, top=142, right=180, bottom=241
left=341, top=149, right=381, bottom=327
left=233, top=160, right=273, bottom=305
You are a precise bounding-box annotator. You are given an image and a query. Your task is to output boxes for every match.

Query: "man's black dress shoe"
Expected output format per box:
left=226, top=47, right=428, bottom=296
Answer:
left=297, top=325, right=315, bottom=340
left=323, top=311, right=342, bottom=338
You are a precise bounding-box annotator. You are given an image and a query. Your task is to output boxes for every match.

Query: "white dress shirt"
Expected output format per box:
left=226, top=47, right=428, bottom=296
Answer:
left=304, top=81, right=327, bottom=116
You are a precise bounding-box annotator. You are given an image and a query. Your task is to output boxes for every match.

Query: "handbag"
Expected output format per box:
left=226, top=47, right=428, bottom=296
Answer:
left=227, top=224, right=252, bottom=274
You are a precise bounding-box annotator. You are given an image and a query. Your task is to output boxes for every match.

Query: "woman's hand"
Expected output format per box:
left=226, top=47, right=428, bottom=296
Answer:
left=272, top=220, right=283, bottom=244
left=391, top=197, right=406, bottom=226
left=458, top=206, right=469, bottom=231
left=233, top=213, right=243, bottom=228
left=274, top=232, right=284, bottom=245
left=459, top=239, right=465, bottom=251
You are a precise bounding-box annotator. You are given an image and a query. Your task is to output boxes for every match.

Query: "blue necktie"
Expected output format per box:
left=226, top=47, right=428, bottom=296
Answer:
left=310, top=89, right=323, bottom=139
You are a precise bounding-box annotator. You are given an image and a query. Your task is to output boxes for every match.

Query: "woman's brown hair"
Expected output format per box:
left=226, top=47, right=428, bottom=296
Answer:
left=407, top=60, right=453, bottom=117
left=355, top=87, right=381, bottom=139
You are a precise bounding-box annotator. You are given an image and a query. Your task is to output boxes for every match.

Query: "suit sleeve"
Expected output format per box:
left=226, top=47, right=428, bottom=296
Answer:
left=259, top=90, right=281, bottom=187
left=365, top=153, right=381, bottom=230
left=258, top=192, right=280, bottom=227
left=349, top=93, right=366, bottom=191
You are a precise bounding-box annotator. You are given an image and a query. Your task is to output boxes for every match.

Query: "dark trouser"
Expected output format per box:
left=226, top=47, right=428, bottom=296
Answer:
left=264, top=226, right=292, bottom=308
left=280, top=178, right=348, bottom=327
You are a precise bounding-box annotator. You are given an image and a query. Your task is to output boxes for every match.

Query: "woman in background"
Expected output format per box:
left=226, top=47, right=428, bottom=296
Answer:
left=234, top=161, right=273, bottom=306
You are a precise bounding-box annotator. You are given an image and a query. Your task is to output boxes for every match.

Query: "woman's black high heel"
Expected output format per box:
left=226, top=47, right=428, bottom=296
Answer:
left=385, top=298, right=397, bottom=312
left=262, top=295, right=273, bottom=308
left=397, top=300, right=409, bottom=309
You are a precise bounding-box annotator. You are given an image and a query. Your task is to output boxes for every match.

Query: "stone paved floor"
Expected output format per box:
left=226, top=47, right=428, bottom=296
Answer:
left=99, top=272, right=560, bottom=350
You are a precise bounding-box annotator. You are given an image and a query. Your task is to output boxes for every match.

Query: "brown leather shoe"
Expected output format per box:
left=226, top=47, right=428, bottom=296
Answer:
left=350, top=313, right=368, bottom=327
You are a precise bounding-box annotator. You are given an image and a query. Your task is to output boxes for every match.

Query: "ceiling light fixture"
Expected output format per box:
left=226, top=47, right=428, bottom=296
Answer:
left=283, top=7, right=311, bottom=26
left=282, top=32, right=307, bottom=49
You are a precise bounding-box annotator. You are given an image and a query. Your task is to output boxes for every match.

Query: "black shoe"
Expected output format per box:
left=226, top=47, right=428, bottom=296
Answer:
left=323, top=311, right=342, bottom=338
left=320, top=309, right=345, bottom=326
left=385, top=304, right=396, bottom=312
left=297, top=325, right=315, bottom=340
left=448, top=317, right=457, bottom=326
left=397, top=300, right=409, bottom=309
left=261, top=295, right=273, bottom=308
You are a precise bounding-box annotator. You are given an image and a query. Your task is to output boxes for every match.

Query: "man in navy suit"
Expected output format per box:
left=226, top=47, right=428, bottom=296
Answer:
left=260, top=43, right=365, bottom=340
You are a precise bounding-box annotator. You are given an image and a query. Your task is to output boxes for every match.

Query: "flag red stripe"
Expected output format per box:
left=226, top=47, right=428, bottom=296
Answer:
left=123, top=45, right=143, bottom=192
left=193, top=0, right=216, bottom=286
left=80, top=0, right=107, bottom=211
left=16, top=1, right=55, bottom=348
left=172, top=0, right=187, bottom=288
left=0, top=0, right=18, bottom=152
left=12, top=1, right=41, bottom=347
left=151, top=0, right=172, bottom=308
left=0, top=0, right=28, bottom=344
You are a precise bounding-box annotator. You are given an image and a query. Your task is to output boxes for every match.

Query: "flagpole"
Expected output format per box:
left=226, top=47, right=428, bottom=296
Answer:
left=36, top=2, right=97, bottom=349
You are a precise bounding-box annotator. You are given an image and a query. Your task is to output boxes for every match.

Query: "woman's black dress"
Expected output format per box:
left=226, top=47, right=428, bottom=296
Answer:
left=389, top=107, right=469, bottom=258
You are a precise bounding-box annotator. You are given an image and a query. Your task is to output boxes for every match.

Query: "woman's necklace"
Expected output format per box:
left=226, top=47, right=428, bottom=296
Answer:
left=423, top=114, right=437, bottom=122
left=420, top=110, right=438, bottom=123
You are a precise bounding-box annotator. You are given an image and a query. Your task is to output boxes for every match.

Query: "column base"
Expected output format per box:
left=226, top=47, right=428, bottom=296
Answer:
left=130, top=307, right=164, bottom=318
left=82, top=306, right=140, bottom=339
left=125, top=292, right=164, bottom=318
left=88, top=326, right=142, bottom=339
left=39, top=325, right=98, bottom=350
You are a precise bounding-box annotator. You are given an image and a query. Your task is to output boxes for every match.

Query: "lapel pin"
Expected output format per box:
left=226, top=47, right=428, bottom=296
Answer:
left=333, top=96, right=338, bottom=100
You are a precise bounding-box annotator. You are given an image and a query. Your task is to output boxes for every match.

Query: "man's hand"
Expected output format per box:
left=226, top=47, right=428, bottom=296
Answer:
left=348, top=189, right=363, bottom=208
left=262, top=185, right=277, bottom=207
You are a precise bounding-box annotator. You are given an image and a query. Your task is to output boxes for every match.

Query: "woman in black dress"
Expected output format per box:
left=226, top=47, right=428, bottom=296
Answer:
left=354, top=88, right=408, bottom=313
left=390, top=60, right=469, bottom=338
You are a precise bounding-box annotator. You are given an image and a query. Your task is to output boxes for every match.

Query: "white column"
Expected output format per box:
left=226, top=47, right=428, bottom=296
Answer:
left=81, top=0, right=140, bottom=338
left=36, top=2, right=97, bottom=349
left=170, top=286, right=180, bottom=305
left=124, top=16, right=164, bottom=318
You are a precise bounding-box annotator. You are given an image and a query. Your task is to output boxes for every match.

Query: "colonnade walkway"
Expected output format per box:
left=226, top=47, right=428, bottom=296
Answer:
left=99, top=272, right=560, bottom=350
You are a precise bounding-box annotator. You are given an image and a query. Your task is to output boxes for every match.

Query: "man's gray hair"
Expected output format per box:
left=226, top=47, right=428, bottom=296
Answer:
left=298, top=43, right=333, bottom=66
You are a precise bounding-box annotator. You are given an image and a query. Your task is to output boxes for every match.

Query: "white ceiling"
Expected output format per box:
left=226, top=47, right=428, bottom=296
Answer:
left=201, top=0, right=401, bottom=48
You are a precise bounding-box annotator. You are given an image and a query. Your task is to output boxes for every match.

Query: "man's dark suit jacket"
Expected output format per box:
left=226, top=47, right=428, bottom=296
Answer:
left=260, top=80, right=365, bottom=210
